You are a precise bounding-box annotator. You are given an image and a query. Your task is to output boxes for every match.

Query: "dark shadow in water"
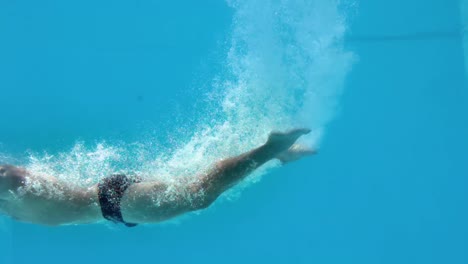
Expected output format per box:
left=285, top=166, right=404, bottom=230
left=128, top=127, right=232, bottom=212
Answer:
left=345, top=30, right=464, bottom=43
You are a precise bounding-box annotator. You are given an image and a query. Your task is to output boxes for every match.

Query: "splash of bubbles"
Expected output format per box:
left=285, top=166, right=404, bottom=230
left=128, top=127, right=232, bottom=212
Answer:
left=25, top=142, right=125, bottom=185
left=148, top=0, right=355, bottom=189
left=22, top=0, right=354, bottom=199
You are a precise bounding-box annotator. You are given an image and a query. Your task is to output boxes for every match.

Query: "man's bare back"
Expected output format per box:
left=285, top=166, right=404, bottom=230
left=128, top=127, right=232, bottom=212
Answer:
left=0, top=128, right=315, bottom=226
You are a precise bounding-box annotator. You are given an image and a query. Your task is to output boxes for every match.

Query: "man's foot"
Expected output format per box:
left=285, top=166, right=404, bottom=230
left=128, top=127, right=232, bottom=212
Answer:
left=265, top=128, right=311, bottom=154
left=276, top=144, right=317, bottom=164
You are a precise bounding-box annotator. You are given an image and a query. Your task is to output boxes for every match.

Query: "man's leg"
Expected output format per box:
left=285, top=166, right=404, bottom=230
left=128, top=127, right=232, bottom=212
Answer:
left=121, top=128, right=315, bottom=223
left=191, top=128, right=314, bottom=208
left=0, top=165, right=27, bottom=198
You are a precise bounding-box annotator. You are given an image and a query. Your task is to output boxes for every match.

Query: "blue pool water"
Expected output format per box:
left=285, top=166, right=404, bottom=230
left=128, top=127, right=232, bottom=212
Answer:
left=0, top=0, right=467, bottom=263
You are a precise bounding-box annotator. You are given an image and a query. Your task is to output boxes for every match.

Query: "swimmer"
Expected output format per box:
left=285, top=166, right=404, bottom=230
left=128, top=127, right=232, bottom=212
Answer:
left=0, top=128, right=315, bottom=226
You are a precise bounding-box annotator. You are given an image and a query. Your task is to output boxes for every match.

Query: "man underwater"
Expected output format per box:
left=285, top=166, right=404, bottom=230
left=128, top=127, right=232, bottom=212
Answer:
left=0, top=128, right=315, bottom=226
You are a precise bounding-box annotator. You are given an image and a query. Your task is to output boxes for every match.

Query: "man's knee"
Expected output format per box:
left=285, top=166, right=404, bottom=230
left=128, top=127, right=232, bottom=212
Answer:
left=0, top=165, right=27, bottom=196
left=190, top=193, right=217, bottom=211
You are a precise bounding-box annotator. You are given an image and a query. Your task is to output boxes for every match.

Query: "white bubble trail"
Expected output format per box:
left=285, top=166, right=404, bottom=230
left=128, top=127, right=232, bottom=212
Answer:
left=21, top=0, right=354, bottom=199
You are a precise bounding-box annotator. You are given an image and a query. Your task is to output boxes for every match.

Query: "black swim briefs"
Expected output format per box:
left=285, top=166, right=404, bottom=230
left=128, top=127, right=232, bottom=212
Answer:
left=97, top=174, right=141, bottom=227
